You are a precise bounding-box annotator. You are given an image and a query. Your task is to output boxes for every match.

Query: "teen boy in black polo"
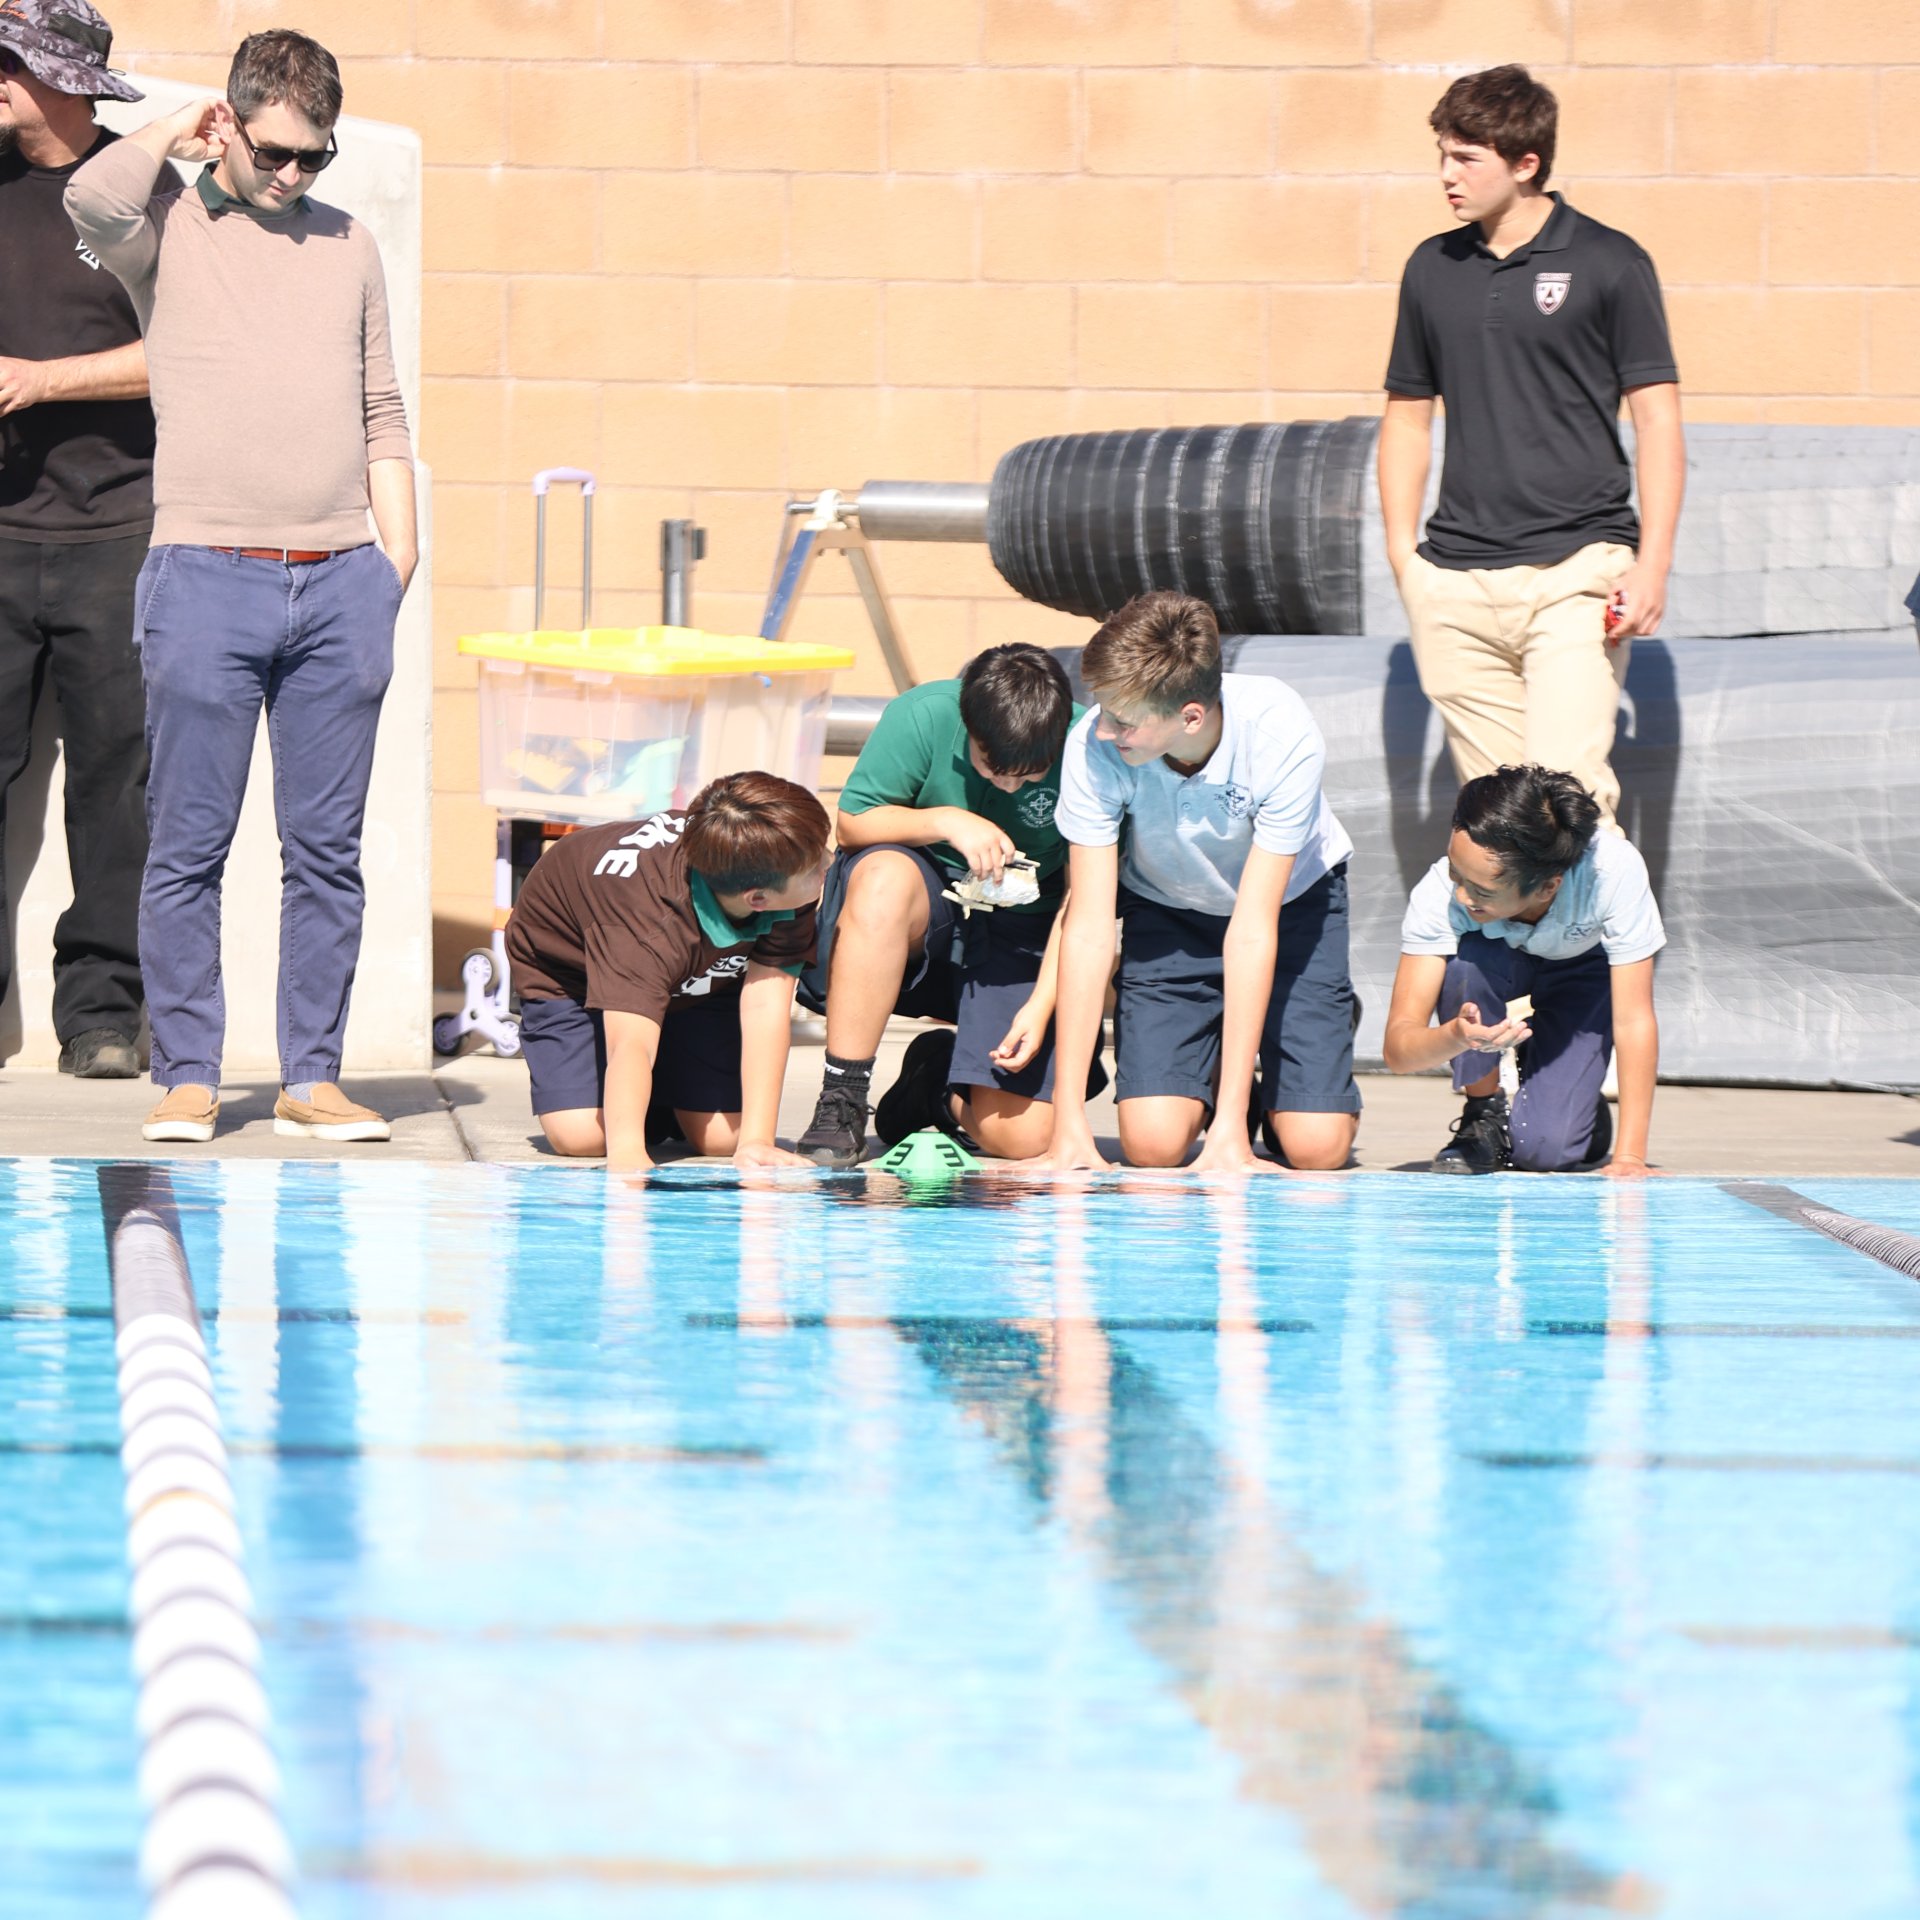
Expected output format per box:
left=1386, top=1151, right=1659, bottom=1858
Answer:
left=1378, top=64, right=1685, bottom=828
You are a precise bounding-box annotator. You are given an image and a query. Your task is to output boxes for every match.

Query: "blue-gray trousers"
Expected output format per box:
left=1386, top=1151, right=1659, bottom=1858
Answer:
left=134, top=543, right=401, bottom=1088
left=1439, top=931, right=1613, bottom=1172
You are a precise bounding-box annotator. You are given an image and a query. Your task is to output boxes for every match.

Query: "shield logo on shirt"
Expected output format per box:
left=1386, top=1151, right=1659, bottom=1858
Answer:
left=1534, top=272, right=1572, bottom=316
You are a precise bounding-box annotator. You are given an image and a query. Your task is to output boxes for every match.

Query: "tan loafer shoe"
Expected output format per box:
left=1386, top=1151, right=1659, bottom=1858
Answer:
left=273, top=1083, right=391, bottom=1143
left=143, top=1084, right=219, bottom=1144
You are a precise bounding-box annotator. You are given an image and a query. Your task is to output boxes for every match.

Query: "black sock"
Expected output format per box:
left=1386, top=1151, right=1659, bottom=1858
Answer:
left=823, top=1052, right=875, bottom=1096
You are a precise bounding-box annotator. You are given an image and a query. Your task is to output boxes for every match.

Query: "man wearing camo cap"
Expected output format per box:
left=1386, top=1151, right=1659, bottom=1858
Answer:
left=0, top=0, right=169, bottom=1079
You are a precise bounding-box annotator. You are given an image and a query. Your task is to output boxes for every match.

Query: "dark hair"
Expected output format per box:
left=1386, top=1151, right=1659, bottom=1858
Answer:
left=683, top=771, right=830, bottom=895
left=958, top=643, right=1074, bottom=776
left=1430, top=65, right=1557, bottom=189
left=1452, top=765, right=1600, bottom=895
left=228, top=29, right=342, bottom=131
left=1081, top=591, right=1222, bottom=716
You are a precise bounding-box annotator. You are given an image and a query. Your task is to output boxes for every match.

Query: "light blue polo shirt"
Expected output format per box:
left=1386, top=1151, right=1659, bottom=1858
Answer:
left=1054, top=673, right=1353, bottom=916
left=1401, top=829, right=1665, bottom=964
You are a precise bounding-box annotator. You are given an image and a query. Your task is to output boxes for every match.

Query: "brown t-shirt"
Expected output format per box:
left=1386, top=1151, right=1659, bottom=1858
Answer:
left=506, top=815, right=815, bottom=1021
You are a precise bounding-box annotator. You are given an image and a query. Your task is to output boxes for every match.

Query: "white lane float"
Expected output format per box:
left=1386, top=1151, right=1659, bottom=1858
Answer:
left=104, top=1176, right=301, bottom=1916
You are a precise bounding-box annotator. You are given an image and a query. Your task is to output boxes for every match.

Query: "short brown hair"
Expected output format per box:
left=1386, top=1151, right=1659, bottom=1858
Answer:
left=959, top=643, right=1074, bottom=775
left=1081, top=592, right=1222, bottom=717
left=683, top=771, right=830, bottom=894
left=1429, top=65, right=1557, bottom=189
left=228, top=29, right=342, bottom=131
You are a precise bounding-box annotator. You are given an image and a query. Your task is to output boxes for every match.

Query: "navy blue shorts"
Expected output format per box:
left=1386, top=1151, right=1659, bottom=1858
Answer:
left=518, top=990, right=744, bottom=1125
left=798, top=844, right=1068, bottom=1102
left=1113, top=863, right=1361, bottom=1115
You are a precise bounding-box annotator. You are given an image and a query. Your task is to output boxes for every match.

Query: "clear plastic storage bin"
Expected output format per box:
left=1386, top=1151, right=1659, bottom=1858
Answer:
left=458, top=626, right=855, bottom=823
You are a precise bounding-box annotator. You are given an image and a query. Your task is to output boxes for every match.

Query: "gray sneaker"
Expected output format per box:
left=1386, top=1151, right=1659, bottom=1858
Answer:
left=59, top=1028, right=139, bottom=1079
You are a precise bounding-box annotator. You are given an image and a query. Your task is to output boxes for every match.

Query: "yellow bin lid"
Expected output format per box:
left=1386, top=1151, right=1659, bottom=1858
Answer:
left=458, top=624, right=855, bottom=676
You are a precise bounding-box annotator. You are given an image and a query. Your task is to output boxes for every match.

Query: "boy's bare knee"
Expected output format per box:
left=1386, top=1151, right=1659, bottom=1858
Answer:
left=540, top=1110, right=607, bottom=1158
left=677, top=1110, right=739, bottom=1156
left=1118, top=1120, right=1196, bottom=1168
left=841, top=853, right=924, bottom=934
left=962, top=1092, right=1051, bottom=1161
left=1117, top=1095, right=1203, bottom=1168
left=1269, top=1111, right=1358, bottom=1171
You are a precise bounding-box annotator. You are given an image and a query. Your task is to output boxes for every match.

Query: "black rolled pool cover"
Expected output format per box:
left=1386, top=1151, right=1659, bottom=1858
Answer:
left=986, top=418, right=1378, bottom=635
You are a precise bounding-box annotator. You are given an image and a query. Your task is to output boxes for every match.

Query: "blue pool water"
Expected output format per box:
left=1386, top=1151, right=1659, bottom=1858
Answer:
left=7, top=1160, right=1920, bottom=1918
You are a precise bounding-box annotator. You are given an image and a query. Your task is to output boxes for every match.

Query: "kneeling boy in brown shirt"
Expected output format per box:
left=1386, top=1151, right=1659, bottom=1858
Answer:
left=506, top=773, right=831, bottom=1172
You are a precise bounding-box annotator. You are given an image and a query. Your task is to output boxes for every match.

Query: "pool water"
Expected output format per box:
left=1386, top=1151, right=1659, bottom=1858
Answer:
left=7, top=1160, right=1920, bottom=1919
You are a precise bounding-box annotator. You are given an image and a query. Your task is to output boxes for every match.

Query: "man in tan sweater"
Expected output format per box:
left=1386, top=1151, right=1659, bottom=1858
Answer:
left=68, top=29, right=416, bottom=1144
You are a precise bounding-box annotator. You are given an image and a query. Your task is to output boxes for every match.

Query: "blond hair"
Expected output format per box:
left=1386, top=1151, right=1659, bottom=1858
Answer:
left=1081, top=592, right=1222, bottom=716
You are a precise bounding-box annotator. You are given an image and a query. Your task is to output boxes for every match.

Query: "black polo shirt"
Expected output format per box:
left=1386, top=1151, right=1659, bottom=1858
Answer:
left=1384, top=193, right=1678, bottom=571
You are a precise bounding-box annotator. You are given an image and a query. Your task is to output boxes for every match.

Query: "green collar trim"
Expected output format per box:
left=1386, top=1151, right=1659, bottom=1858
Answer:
left=196, top=164, right=310, bottom=220
left=690, top=870, right=795, bottom=947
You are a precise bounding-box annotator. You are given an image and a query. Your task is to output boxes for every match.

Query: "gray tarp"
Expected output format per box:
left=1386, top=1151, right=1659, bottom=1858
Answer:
left=1056, top=634, right=1920, bottom=1090
left=1356, top=422, right=1920, bottom=639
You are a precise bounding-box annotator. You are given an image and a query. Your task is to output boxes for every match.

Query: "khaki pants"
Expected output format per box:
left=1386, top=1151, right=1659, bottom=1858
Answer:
left=1400, top=541, right=1634, bottom=824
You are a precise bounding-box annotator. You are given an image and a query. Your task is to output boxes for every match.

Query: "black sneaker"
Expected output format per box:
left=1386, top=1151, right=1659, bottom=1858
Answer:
left=798, top=1078, right=869, bottom=1168
left=875, top=1029, right=957, bottom=1149
left=1432, top=1090, right=1512, bottom=1175
left=58, top=1029, right=139, bottom=1079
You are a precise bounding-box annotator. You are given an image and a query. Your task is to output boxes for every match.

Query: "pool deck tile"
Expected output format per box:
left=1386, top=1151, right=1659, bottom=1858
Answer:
left=2, top=1025, right=1917, bottom=1176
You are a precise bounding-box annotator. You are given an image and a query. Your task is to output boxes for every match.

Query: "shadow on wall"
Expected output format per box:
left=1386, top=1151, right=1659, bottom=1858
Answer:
left=1379, top=644, right=1454, bottom=899
left=1613, top=642, right=1677, bottom=907
left=1, top=695, right=61, bottom=1062
left=1378, top=639, right=1680, bottom=909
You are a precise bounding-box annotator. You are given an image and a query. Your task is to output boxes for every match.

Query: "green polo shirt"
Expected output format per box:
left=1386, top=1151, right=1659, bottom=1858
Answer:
left=195, top=165, right=310, bottom=221
left=838, top=678, right=1081, bottom=912
left=690, top=871, right=805, bottom=975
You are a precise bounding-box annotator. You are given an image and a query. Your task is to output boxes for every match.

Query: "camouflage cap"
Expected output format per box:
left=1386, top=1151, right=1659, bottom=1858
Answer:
left=0, top=0, right=142, bottom=102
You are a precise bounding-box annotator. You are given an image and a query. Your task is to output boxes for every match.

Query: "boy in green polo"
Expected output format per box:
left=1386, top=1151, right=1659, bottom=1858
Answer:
left=795, top=643, right=1087, bottom=1167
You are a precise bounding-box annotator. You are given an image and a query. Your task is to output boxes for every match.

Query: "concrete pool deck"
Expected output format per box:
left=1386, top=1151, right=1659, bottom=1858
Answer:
left=2, top=1024, right=1916, bottom=1176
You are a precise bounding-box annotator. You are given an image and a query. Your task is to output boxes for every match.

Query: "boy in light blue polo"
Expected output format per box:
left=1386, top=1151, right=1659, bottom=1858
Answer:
left=1040, top=592, right=1361, bottom=1173
left=1383, top=764, right=1664, bottom=1176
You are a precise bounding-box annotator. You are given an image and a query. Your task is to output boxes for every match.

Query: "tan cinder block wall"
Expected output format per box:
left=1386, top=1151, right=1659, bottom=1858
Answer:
left=107, top=0, right=1920, bottom=971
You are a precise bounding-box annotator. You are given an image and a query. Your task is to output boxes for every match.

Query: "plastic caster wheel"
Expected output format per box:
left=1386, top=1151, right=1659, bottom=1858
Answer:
left=432, top=1013, right=466, bottom=1058
left=459, top=947, right=499, bottom=993
left=492, top=1020, right=522, bottom=1060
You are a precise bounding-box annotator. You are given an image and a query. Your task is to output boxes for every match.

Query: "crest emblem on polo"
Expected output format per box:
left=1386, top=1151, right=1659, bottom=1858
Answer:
left=1017, top=786, right=1058, bottom=828
left=1535, top=272, right=1572, bottom=316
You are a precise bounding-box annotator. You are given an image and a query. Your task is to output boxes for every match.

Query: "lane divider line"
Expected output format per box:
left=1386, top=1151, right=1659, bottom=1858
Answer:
left=100, top=1166, right=299, bottom=1920
left=1722, top=1180, right=1920, bottom=1283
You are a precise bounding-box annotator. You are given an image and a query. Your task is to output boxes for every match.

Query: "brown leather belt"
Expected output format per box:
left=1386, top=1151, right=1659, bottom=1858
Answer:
left=209, top=545, right=342, bottom=564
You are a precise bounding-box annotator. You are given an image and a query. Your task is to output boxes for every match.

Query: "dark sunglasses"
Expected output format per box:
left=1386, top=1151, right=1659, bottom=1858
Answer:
left=229, top=118, right=337, bottom=176
left=0, top=48, right=27, bottom=76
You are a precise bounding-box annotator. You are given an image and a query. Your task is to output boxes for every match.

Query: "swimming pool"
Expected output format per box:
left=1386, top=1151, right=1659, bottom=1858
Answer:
left=8, top=1159, right=1920, bottom=1918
